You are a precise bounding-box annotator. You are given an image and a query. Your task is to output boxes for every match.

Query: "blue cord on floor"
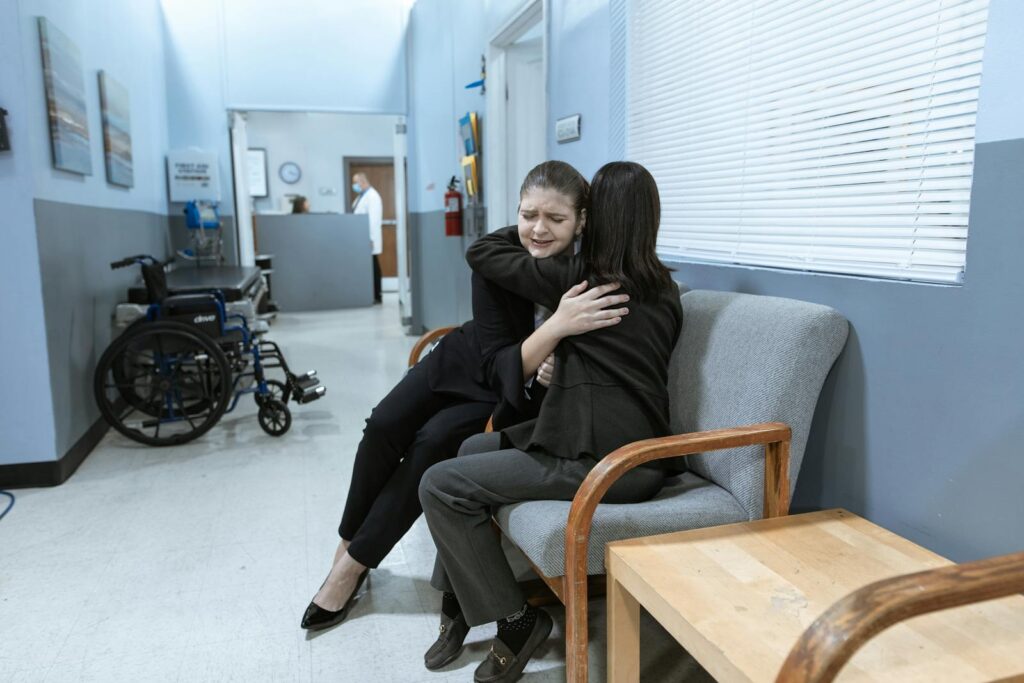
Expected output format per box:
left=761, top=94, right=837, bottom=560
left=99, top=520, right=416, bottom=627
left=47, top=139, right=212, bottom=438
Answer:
left=0, top=490, right=14, bottom=522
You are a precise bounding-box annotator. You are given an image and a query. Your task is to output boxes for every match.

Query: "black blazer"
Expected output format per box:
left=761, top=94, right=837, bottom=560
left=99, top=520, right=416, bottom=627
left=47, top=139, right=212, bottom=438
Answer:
left=421, top=271, right=547, bottom=430
left=466, top=226, right=683, bottom=461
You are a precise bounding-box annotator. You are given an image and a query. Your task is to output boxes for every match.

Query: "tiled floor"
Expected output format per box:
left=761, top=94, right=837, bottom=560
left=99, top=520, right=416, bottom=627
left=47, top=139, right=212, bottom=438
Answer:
left=0, top=295, right=708, bottom=682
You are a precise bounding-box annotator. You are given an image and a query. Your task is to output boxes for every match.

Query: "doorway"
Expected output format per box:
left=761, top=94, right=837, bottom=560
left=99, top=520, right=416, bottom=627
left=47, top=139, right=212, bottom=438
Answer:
left=486, top=0, right=546, bottom=232
left=344, top=157, right=398, bottom=292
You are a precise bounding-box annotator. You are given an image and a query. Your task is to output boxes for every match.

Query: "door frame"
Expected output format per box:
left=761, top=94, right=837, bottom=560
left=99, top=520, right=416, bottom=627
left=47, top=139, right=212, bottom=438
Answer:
left=485, top=0, right=547, bottom=233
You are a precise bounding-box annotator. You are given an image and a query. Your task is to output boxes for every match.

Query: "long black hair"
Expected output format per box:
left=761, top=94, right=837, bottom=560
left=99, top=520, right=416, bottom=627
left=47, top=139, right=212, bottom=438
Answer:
left=519, top=160, right=590, bottom=222
left=582, top=161, right=673, bottom=300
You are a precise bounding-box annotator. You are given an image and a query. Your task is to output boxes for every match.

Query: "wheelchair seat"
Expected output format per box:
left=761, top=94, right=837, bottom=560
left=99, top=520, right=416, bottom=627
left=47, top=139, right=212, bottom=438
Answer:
left=159, top=293, right=222, bottom=340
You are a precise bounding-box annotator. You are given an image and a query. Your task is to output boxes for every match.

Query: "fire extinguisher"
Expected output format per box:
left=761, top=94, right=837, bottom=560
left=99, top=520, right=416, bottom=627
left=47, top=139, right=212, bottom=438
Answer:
left=445, top=176, right=463, bottom=237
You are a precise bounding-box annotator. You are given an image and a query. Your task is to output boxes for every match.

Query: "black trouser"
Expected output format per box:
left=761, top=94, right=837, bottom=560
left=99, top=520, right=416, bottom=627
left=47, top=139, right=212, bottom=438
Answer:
left=339, top=360, right=494, bottom=568
left=372, top=255, right=382, bottom=302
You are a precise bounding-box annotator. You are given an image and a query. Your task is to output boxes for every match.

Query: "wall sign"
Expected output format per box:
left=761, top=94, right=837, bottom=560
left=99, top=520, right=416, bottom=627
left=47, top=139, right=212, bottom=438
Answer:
left=556, top=114, right=581, bottom=144
left=247, top=148, right=268, bottom=197
left=167, top=149, right=221, bottom=202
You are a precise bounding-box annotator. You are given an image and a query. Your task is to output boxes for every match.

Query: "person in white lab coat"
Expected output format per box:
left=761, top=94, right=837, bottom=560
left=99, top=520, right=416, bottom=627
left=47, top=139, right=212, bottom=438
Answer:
left=352, top=172, right=384, bottom=303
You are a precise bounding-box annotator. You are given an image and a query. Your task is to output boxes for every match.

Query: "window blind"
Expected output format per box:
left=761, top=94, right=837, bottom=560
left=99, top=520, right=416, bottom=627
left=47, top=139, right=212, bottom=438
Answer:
left=627, top=0, right=989, bottom=283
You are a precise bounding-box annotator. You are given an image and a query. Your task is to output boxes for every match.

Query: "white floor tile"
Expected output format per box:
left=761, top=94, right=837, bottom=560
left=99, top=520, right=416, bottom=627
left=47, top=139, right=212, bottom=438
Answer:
left=0, top=295, right=709, bottom=682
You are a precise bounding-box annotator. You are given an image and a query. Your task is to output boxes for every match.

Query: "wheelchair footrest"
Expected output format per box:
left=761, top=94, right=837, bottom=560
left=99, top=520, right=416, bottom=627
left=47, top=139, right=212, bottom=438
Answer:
left=296, top=385, right=326, bottom=404
left=294, top=374, right=320, bottom=392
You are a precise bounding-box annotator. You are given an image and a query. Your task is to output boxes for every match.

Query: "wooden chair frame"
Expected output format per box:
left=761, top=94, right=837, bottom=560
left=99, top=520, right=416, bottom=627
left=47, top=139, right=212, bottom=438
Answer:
left=410, top=329, right=792, bottom=683
left=502, top=422, right=793, bottom=683
left=408, top=326, right=458, bottom=368
left=775, top=549, right=1024, bottom=683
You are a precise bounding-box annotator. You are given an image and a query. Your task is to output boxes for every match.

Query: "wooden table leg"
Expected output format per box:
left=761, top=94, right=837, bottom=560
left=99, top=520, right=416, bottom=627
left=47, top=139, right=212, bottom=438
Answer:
left=608, top=573, right=640, bottom=683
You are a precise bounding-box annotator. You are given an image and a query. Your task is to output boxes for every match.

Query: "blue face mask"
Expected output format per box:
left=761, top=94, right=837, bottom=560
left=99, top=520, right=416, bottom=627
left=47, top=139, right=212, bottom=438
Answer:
left=352, top=183, right=362, bottom=194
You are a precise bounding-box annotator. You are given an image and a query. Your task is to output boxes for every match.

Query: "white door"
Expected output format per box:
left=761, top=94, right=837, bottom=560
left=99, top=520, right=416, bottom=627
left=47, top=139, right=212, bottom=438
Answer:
left=504, top=36, right=545, bottom=219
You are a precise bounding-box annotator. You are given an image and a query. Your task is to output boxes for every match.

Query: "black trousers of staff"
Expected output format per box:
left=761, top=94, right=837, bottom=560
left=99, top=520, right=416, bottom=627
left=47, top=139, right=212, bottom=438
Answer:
left=372, top=255, right=382, bottom=303
left=338, top=360, right=494, bottom=568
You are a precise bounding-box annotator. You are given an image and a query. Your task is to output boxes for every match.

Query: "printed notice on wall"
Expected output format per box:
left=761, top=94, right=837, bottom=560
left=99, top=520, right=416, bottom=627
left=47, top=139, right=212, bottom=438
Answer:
left=167, top=149, right=221, bottom=202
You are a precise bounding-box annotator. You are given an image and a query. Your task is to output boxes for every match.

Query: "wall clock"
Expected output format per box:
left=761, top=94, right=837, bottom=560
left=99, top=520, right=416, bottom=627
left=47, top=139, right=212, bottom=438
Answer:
left=279, top=161, right=302, bottom=184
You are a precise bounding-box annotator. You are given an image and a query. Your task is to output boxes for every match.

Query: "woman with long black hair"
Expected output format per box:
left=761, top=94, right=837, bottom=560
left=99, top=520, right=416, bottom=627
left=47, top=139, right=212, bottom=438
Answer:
left=301, top=161, right=630, bottom=631
left=418, top=162, right=682, bottom=682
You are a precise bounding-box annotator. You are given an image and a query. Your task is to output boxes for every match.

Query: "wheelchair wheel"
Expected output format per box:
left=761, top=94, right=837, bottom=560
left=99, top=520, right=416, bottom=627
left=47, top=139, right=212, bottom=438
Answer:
left=94, top=321, right=231, bottom=446
left=255, top=379, right=289, bottom=407
left=258, top=399, right=291, bottom=436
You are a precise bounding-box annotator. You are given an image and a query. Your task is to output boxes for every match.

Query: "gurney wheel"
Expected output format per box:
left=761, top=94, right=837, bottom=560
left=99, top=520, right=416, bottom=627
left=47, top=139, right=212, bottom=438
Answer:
left=258, top=399, right=291, bottom=436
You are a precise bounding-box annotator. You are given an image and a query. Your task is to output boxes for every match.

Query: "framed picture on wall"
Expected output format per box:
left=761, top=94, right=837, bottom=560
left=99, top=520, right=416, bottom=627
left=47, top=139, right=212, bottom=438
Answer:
left=247, top=148, right=268, bottom=197
left=38, top=17, right=92, bottom=175
left=98, top=71, right=133, bottom=188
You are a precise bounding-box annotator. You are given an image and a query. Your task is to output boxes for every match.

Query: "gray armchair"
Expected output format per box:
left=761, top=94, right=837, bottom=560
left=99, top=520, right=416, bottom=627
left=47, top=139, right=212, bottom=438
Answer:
left=492, top=289, right=850, bottom=683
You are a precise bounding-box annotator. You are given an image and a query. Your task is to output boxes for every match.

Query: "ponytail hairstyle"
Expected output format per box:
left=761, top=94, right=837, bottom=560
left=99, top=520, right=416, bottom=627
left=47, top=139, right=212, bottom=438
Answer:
left=582, top=161, right=673, bottom=300
left=519, top=160, right=590, bottom=224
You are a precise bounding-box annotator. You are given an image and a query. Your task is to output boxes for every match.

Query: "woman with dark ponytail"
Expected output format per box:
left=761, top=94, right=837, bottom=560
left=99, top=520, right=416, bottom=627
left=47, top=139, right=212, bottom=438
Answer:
left=419, top=162, right=681, bottom=682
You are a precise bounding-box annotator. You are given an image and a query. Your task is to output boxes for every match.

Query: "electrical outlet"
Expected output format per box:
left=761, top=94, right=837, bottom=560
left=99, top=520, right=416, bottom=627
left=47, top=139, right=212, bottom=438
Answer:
left=0, top=107, right=10, bottom=151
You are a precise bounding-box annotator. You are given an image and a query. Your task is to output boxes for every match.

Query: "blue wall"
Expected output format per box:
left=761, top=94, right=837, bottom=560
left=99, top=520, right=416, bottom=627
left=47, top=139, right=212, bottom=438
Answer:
left=405, top=0, right=527, bottom=214
left=161, top=0, right=412, bottom=216
left=220, top=0, right=408, bottom=114
left=0, top=0, right=57, bottom=465
left=404, top=0, right=1024, bottom=560
left=17, top=0, right=171, bottom=213
left=404, top=0, right=615, bottom=209
left=546, top=0, right=611, bottom=179
left=598, top=1, right=1024, bottom=561
left=2, top=0, right=172, bottom=466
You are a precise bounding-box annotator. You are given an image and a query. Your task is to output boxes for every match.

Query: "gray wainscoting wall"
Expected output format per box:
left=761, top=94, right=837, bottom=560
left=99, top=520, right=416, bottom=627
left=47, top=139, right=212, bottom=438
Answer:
left=668, top=138, right=1024, bottom=563
left=254, top=213, right=373, bottom=311
left=408, top=210, right=474, bottom=333
left=34, top=199, right=171, bottom=461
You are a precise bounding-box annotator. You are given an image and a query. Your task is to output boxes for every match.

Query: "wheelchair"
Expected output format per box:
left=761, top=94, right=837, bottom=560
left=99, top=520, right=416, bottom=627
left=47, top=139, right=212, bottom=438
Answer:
left=93, top=255, right=325, bottom=446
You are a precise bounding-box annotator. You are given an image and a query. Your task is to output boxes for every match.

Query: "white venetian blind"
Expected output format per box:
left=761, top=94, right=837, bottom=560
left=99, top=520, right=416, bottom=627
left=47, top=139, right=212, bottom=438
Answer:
left=627, top=0, right=989, bottom=283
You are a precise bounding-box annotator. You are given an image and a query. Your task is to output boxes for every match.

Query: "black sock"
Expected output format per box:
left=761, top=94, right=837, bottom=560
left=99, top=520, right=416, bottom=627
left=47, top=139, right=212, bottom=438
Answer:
left=496, top=603, right=538, bottom=653
left=441, top=591, right=461, bottom=619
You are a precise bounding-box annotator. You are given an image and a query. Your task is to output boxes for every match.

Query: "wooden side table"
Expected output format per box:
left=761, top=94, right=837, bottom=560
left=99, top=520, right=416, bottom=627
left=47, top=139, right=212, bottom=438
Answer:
left=605, top=509, right=1024, bottom=682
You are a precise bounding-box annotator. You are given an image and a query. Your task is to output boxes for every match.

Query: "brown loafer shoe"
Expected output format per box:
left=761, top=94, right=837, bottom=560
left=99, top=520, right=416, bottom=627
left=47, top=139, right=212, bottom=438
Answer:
left=424, top=611, right=470, bottom=670
left=473, top=609, right=553, bottom=683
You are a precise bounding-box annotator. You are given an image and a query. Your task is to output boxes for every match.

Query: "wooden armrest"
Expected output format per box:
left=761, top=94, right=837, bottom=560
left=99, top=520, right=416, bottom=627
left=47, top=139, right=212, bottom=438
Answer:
left=562, top=423, right=792, bottom=680
left=776, top=550, right=1024, bottom=683
left=408, top=326, right=458, bottom=368
left=567, top=422, right=792, bottom=541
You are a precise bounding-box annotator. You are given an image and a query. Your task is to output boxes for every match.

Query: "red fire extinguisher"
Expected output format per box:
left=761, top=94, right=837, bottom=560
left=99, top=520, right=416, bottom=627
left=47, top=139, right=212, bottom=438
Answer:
left=445, top=176, right=463, bottom=237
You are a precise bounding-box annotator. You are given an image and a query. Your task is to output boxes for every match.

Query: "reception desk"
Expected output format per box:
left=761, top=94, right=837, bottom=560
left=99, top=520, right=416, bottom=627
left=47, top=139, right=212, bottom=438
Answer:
left=255, top=213, right=374, bottom=311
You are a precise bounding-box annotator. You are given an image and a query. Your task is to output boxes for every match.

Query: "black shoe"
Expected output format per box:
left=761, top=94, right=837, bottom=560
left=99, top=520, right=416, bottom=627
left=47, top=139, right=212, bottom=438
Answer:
left=300, top=569, right=369, bottom=631
left=424, top=611, right=470, bottom=670
left=473, top=609, right=552, bottom=683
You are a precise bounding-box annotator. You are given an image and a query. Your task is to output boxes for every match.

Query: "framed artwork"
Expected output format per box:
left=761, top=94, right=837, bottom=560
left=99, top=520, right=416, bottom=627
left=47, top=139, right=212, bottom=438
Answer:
left=38, top=17, right=92, bottom=175
left=247, top=148, right=268, bottom=197
left=98, top=71, right=133, bottom=187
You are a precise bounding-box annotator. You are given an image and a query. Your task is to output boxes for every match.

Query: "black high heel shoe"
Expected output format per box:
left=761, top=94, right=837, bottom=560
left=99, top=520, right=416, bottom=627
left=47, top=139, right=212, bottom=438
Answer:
left=300, top=569, right=370, bottom=631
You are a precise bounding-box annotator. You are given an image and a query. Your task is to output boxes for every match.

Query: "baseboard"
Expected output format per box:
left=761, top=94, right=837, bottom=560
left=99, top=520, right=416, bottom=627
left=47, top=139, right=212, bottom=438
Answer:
left=0, top=416, right=109, bottom=489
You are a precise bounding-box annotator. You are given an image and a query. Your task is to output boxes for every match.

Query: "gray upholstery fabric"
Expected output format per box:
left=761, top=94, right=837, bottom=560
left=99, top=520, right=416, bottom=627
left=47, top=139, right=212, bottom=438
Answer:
left=495, top=289, right=849, bottom=577
left=495, top=473, right=748, bottom=576
left=669, top=290, right=848, bottom=519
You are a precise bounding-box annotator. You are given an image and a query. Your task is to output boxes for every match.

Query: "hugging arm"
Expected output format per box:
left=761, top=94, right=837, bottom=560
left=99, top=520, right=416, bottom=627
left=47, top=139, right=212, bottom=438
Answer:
left=465, top=227, right=582, bottom=311
left=471, top=273, right=542, bottom=418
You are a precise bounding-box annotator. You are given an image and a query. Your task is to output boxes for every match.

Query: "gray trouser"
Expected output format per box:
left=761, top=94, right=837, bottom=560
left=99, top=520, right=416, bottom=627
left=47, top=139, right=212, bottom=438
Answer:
left=418, top=432, right=665, bottom=627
